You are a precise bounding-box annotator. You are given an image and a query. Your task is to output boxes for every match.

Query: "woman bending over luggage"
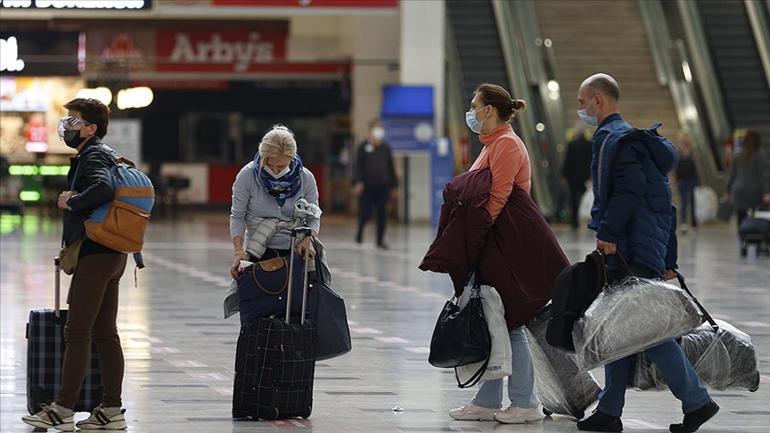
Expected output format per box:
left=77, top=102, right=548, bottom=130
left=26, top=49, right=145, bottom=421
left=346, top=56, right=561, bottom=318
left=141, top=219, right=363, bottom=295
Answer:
left=229, top=124, right=321, bottom=294
left=423, top=84, right=568, bottom=424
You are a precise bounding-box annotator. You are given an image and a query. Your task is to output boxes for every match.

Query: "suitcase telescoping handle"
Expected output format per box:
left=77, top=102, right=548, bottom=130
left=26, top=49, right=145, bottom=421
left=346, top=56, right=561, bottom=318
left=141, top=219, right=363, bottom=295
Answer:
left=54, top=256, right=61, bottom=318
left=286, top=227, right=313, bottom=325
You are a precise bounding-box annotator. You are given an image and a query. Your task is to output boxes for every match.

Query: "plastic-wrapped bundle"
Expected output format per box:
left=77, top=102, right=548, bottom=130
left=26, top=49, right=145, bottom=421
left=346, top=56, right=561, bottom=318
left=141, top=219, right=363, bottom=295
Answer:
left=573, top=277, right=702, bottom=371
left=632, top=319, right=760, bottom=392
left=526, top=307, right=600, bottom=419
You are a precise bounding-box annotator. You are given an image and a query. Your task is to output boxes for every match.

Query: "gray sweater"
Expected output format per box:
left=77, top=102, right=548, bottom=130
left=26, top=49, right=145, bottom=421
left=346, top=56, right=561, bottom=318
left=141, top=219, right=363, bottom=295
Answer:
left=229, top=162, right=321, bottom=250
left=727, top=151, right=770, bottom=210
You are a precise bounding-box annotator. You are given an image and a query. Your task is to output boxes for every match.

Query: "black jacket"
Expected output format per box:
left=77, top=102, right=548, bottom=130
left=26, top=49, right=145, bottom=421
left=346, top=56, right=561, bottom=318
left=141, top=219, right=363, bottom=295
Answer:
left=63, top=137, right=116, bottom=246
left=561, top=136, right=593, bottom=187
left=353, top=141, right=397, bottom=189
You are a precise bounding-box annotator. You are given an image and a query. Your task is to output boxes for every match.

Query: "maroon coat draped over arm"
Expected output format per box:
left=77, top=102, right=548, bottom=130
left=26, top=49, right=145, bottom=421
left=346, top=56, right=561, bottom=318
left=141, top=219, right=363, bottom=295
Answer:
left=420, top=169, right=569, bottom=330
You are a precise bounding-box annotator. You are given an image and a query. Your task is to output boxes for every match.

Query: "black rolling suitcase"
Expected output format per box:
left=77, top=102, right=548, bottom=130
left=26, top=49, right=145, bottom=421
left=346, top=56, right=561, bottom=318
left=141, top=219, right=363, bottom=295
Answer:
left=233, top=227, right=317, bottom=420
left=27, top=256, right=103, bottom=414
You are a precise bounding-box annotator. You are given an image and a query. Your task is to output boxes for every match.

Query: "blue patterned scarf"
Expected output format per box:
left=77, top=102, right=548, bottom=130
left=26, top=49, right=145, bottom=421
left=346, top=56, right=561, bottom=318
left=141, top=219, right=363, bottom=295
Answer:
left=254, top=154, right=304, bottom=206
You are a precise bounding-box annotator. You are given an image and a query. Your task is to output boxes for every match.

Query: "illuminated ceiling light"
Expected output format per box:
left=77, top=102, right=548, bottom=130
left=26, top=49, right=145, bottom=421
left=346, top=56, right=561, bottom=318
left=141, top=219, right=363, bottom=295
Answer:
left=536, top=123, right=546, bottom=132
left=682, top=61, right=693, bottom=83
left=544, top=39, right=553, bottom=48
left=76, top=87, right=113, bottom=105
left=19, top=191, right=41, bottom=202
left=547, top=80, right=560, bottom=92
left=117, top=86, right=154, bottom=110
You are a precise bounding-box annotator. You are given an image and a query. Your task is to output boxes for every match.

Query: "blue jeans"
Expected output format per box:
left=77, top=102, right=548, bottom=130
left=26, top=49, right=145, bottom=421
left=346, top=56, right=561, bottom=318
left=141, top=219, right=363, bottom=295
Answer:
left=471, top=326, right=539, bottom=409
left=597, top=339, right=711, bottom=417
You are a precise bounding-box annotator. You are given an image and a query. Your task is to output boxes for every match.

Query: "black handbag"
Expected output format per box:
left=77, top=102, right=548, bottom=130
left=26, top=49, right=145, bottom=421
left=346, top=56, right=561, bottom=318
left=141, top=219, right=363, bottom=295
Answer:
left=546, top=250, right=607, bottom=351
left=429, top=275, right=491, bottom=380
left=308, top=242, right=352, bottom=361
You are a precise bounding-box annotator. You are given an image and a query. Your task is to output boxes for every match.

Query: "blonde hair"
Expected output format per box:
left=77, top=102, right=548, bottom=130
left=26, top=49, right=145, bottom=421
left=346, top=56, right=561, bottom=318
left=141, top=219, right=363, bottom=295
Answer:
left=259, top=125, right=297, bottom=165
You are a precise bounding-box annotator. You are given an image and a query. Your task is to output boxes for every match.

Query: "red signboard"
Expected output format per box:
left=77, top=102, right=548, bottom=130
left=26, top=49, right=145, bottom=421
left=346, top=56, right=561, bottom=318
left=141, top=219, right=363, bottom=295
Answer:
left=211, top=0, right=397, bottom=7
left=156, top=30, right=288, bottom=73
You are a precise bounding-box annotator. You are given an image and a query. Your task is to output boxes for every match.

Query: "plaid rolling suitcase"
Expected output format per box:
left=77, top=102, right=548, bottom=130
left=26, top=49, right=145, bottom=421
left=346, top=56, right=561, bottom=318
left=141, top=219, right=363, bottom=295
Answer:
left=26, top=256, right=102, bottom=414
left=233, top=227, right=317, bottom=420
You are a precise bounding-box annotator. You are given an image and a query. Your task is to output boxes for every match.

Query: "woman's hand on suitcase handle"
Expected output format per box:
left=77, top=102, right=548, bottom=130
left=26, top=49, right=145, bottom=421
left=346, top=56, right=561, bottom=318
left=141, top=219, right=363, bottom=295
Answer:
left=231, top=251, right=248, bottom=279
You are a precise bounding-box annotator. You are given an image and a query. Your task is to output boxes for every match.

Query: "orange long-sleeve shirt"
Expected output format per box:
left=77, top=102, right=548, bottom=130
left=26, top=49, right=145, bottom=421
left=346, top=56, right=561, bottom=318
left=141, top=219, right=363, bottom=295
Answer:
left=469, top=123, right=531, bottom=220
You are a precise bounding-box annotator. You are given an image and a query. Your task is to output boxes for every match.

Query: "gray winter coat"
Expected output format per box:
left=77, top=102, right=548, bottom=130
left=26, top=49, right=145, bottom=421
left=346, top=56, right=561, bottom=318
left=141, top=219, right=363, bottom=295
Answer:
left=727, top=151, right=770, bottom=210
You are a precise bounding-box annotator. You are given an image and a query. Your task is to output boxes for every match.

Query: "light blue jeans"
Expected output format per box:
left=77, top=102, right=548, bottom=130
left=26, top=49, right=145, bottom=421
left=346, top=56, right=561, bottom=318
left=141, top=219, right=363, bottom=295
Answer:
left=470, top=326, right=539, bottom=409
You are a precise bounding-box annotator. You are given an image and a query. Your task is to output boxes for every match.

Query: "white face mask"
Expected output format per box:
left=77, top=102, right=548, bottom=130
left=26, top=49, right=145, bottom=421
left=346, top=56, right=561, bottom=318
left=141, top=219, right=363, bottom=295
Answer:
left=372, top=126, right=386, bottom=141
left=265, top=165, right=291, bottom=179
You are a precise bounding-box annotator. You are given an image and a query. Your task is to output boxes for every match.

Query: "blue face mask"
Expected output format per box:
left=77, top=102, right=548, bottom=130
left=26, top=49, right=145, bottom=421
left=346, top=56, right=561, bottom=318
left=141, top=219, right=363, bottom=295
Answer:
left=577, top=100, right=598, bottom=127
left=465, top=106, right=487, bottom=134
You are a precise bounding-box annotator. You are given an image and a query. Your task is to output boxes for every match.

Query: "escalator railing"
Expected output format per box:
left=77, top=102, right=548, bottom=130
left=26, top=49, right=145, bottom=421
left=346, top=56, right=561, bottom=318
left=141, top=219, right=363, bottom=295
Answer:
left=444, top=19, right=472, bottom=173
left=491, top=0, right=561, bottom=216
left=744, top=0, right=770, bottom=93
left=639, top=0, right=724, bottom=193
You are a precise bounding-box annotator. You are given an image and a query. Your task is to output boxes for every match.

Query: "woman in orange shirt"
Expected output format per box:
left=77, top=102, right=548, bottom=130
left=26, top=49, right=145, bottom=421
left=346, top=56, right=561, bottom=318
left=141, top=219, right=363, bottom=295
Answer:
left=448, top=84, right=543, bottom=424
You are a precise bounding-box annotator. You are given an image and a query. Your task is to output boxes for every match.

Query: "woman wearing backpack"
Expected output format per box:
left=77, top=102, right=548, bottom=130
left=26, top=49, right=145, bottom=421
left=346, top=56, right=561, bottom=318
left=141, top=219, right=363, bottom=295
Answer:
left=23, top=98, right=130, bottom=431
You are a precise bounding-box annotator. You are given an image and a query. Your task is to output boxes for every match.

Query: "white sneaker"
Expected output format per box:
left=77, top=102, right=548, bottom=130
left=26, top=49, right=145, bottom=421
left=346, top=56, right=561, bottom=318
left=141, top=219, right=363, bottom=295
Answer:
left=494, top=405, right=544, bottom=424
left=21, top=403, right=74, bottom=432
left=448, top=403, right=498, bottom=421
left=76, top=405, right=128, bottom=430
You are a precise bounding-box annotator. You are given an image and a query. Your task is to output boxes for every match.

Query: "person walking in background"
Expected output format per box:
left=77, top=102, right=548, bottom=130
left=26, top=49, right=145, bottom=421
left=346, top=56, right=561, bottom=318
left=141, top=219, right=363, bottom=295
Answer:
left=562, top=127, right=594, bottom=230
left=727, top=130, right=770, bottom=232
left=676, top=133, right=700, bottom=232
left=353, top=119, right=398, bottom=249
left=575, top=73, right=718, bottom=433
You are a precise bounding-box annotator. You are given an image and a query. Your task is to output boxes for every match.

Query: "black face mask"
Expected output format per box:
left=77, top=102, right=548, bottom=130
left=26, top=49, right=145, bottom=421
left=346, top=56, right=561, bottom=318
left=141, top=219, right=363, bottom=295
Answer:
left=63, top=130, right=82, bottom=149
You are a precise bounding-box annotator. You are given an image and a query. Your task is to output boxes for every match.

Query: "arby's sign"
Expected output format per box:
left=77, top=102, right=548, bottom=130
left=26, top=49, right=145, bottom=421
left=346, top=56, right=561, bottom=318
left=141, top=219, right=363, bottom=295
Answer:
left=156, top=30, right=287, bottom=73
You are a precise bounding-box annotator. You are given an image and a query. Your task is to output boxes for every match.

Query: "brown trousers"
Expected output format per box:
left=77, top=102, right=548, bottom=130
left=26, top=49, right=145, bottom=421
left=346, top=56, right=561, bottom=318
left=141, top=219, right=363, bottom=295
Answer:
left=56, top=253, right=127, bottom=410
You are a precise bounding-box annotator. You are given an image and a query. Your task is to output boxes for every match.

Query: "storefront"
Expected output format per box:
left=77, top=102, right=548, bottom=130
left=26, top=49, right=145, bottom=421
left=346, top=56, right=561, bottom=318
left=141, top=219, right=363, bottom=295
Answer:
left=84, top=24, right=352, bottom=207
left=0, top=30, right=86, bottom=206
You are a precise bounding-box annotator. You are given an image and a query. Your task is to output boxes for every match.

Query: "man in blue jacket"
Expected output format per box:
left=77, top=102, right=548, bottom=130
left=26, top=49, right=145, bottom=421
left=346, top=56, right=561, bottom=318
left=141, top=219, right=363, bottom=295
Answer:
left=575, top=74, right=718, bottom=433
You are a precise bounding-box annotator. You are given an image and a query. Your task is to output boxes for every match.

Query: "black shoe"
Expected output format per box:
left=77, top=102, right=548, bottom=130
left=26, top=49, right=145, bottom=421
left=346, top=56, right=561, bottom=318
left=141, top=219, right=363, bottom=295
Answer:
left=577, top=411, right=623, bottom=432
left=355, top=234, right=363, bottom=244
left=670, top=401, right=719, bottom=433
left=376, top=242, right=389, bottom=250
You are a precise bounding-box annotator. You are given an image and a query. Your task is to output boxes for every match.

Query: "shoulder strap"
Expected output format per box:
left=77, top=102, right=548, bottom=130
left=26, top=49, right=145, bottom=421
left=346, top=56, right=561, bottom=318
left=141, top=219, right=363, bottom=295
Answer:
left=454, top=357, right=489, bottom=388
left=675, top=270, right=718, bottom=331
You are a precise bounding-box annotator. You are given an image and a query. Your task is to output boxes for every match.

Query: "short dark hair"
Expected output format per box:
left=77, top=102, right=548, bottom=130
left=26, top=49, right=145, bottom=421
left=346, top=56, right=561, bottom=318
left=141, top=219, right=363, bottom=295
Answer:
left=475, top=83, right=526, bottom=122
left=584, top=74, right=620, bottom=101
left=64, top=98, right=110, bottom=138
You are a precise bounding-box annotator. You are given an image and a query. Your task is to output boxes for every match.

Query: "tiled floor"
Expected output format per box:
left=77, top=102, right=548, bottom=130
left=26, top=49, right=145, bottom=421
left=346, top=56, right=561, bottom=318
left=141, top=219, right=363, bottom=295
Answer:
left=1, top=213, right=768, bottom=433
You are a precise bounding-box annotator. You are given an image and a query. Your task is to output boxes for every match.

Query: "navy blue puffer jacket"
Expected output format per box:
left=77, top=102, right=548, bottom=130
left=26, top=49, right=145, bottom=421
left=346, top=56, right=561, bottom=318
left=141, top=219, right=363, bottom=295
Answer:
left=589, top=114, right=678, bottom=278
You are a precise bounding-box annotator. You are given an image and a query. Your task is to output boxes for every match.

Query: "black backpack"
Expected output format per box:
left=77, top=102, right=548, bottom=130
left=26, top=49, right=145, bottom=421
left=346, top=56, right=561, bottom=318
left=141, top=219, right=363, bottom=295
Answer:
left=546, top=250, right=607, bottom=351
